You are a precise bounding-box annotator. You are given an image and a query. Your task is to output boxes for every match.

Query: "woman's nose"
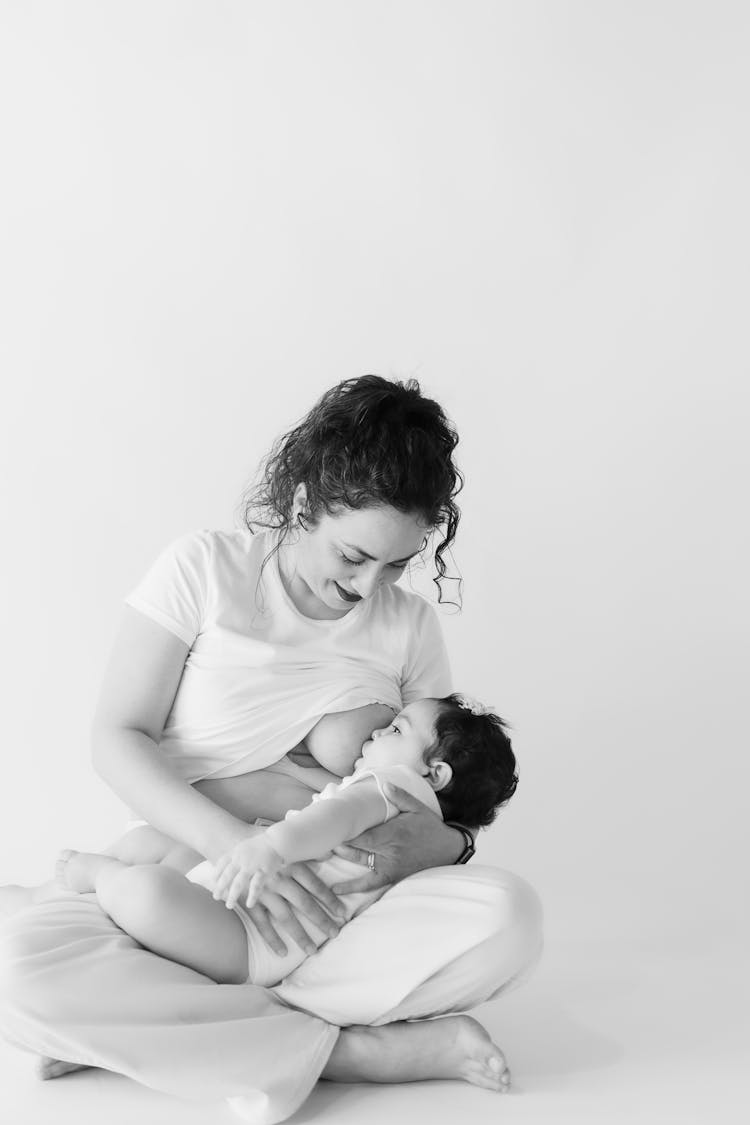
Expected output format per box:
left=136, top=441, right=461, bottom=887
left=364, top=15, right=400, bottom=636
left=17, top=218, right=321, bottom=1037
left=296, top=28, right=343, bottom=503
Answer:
left=351, top=565, right=384, bottom=598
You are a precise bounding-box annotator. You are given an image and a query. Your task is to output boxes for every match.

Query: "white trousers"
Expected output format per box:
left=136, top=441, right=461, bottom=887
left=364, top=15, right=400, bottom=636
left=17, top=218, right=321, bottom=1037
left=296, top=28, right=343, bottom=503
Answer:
left=0, top=865, right=542, bottom=1124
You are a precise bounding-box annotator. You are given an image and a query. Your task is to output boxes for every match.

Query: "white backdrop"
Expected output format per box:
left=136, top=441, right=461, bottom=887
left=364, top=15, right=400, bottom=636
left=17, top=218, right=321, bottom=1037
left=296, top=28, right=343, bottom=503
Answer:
left=1, top=1, right=747, bottom=970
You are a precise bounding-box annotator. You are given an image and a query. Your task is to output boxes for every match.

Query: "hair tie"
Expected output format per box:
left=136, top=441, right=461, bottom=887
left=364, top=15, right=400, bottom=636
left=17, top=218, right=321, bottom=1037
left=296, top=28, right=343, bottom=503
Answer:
left=455, top=693, right=495, bottom=717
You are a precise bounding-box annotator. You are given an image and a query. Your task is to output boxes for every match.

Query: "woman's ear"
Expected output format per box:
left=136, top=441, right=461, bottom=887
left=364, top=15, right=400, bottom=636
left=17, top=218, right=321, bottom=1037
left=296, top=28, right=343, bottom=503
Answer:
left=292, top=483, right=313, bottom=530
left=292, top=482, right=308, bottom=517
left=427, top=760, right=453, bottom=792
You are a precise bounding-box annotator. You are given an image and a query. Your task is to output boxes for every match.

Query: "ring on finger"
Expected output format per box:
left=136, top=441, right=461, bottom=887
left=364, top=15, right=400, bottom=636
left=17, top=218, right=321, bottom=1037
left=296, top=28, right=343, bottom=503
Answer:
left=366, top=851, right=376, bottom=872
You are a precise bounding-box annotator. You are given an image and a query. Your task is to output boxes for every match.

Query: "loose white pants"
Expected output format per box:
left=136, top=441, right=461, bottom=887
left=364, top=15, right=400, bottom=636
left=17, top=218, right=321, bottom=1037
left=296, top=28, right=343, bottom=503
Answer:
left=0, top=865, right=542, bottom=1124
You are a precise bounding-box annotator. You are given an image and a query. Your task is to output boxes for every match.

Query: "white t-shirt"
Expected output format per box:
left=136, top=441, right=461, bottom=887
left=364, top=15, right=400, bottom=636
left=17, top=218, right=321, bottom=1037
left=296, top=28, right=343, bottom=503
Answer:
left=125, top=529, right=452, bottom=783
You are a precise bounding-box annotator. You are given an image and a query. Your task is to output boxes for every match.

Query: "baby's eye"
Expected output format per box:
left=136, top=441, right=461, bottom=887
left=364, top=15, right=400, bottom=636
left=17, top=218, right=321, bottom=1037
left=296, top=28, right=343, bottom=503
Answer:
left=391, top=724, right=401, bottom=734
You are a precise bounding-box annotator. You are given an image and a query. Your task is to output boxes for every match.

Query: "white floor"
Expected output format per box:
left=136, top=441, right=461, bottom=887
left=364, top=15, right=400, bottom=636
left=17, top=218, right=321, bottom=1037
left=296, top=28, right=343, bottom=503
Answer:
left=2, top=940, right=747, bottom=1125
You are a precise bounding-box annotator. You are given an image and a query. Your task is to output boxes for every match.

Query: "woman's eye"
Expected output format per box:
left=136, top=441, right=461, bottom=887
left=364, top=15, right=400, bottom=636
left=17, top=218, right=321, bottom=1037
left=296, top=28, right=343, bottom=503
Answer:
left=388, top=561, right=408, bottom=571
left=340, top=553, right=365, bottom=566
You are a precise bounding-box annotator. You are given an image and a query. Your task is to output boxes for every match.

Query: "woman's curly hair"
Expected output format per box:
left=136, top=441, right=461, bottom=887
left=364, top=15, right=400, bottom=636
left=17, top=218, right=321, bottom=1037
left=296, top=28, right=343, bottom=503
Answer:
left=242, top=375, right=463, bottom=602
left=428, top=695, right=519, bottom=828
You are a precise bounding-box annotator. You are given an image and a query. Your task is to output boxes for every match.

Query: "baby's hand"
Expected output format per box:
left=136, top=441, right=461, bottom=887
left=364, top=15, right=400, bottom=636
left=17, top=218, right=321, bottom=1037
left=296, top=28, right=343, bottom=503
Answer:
left=211, top=835, right=286, bottom=910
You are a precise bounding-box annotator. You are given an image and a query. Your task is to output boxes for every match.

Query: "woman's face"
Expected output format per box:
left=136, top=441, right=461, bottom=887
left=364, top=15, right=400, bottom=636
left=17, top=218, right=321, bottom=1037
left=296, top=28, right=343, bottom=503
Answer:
left=281, top=492, right=429, bottom=619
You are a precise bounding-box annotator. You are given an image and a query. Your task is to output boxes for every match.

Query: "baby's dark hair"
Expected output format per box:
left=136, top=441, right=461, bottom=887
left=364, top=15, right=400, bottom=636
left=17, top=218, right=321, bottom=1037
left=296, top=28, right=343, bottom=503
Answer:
left=428, top=695, right=518, bottom=828
left=242, top=375, right=463, bottom=602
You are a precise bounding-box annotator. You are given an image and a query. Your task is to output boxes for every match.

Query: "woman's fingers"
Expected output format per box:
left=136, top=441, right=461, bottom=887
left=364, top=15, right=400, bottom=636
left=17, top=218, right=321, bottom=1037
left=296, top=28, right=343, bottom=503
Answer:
left=328, top=844, right=389, bottom=893
left=286, top=862, right=347, bottom=923
left=330, top=842, right=370, bottom=865
left=380, top=781, right=432, bottom=813
left=244, top=902, right=287, bottom=957
left=330, top=869, right=386, bottom=894
left=273, top=880, right=341, bottom=939
left=251, top=891, right=318, bottom=956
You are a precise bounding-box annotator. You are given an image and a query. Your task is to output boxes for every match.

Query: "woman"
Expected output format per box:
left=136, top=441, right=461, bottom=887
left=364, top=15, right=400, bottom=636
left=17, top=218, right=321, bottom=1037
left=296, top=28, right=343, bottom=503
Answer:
left=0, top=376, right=542, bottom=1124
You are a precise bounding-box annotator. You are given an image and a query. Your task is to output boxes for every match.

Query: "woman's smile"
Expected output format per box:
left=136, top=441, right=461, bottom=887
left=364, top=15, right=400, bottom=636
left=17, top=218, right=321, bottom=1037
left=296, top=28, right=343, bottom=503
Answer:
left=334, top=582, right=362, bottom=603
left=280, top=500, right=429, bottom=620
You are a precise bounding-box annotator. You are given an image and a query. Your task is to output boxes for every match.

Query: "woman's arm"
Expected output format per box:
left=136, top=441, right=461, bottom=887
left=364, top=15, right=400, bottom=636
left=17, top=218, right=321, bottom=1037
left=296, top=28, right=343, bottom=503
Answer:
left=193, top=770, right=316, bottom=824
left=91, top=608, right=260, bottom=862
left=330, top=784, right=466, bottom=892
left=92, top=608, right=345, bottom=954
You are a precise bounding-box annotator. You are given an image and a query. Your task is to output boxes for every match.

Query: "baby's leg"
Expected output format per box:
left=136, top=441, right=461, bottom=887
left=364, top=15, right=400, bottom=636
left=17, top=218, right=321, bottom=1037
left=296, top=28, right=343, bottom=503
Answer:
left=59, top=852, right=250, bottom=984
left=104, top=824, right=202, bottom=874
left=28, top=827, right=202, bottom=905
left=3, top=829, right=202, bottom=914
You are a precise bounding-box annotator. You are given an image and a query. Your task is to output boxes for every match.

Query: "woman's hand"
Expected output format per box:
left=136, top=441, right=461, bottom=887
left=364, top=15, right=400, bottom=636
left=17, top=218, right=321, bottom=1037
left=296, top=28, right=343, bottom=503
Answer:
left=238, top=861, right=347, bottom=957
left=329, top=783, right=466, bottom=893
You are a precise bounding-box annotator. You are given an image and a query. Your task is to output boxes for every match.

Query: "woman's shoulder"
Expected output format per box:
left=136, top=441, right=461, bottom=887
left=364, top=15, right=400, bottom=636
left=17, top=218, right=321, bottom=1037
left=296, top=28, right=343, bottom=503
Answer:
left=157, top=527, right=272, bottom=567
left=371, top=581, right=441, bottom=624
left=137, top=529, right=275, bottom=602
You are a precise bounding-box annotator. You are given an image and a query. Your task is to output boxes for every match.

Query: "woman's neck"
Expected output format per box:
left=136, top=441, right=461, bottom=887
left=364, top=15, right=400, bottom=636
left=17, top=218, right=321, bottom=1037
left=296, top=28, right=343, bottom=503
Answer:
left=276, top=542, right=351, bottom=621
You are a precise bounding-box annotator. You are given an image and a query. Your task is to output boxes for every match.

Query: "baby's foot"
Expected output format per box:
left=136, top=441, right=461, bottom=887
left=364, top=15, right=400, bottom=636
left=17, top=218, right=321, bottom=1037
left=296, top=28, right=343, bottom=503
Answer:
left=37, top=1056, right=90, bottom=1081
left=54, top=850, right=102, bottom=894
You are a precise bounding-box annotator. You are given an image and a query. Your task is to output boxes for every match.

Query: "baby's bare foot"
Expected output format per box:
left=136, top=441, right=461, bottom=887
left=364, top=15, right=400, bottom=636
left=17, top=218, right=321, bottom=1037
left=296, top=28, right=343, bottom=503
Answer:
left=54, top=850, right=102, bottom=894
left=37, top=1056, right=90, bottom=1081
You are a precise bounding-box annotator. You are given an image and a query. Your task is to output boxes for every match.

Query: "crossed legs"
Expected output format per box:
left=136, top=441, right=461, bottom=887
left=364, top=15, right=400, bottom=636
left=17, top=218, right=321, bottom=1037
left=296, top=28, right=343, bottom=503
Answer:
left=0, top=864, right=541, bottom=1116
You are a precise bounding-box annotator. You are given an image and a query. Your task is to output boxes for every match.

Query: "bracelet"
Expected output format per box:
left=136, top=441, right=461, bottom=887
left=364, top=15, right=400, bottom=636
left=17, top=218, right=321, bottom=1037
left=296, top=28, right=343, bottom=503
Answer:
left=444, top=821, right=476, bottom=864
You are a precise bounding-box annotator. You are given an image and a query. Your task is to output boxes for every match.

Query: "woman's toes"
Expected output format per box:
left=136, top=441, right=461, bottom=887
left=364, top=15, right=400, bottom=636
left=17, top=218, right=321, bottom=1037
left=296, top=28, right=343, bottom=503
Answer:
left=488, top=1050, right=507, bottom=1074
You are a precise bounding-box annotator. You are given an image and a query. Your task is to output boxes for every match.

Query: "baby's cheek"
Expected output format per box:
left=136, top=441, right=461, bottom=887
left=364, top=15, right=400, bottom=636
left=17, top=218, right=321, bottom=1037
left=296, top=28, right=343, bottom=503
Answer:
left=305, top=704, right=397, bottom=775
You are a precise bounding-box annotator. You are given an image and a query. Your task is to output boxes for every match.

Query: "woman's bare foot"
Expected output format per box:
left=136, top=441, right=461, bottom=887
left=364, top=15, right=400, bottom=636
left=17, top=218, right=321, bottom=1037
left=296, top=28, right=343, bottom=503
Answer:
left=37, top=1056, right=90, bottom=1081
left=322, top=1013, right=511, bottom=1093
left=55, top=849, right=118, bottom=894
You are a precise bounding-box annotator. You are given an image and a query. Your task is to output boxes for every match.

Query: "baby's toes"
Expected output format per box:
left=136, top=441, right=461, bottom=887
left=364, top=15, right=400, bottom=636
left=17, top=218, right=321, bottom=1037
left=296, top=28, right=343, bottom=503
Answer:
left=54, top=849, right=77, bottom=889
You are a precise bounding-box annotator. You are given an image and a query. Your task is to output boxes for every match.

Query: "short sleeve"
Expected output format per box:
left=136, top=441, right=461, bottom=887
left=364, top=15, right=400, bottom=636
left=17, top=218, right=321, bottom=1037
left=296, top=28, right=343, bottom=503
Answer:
left=400, top=600, right=453, bottom=705
left=345, top=765, right=443, bottom=820
left=124, top=531, right=212, bottom=647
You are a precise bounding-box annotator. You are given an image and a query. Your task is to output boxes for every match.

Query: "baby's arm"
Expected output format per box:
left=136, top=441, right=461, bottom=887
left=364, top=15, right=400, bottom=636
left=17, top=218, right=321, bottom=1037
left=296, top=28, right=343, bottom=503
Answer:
left=212, top=779, right=387, bottom=909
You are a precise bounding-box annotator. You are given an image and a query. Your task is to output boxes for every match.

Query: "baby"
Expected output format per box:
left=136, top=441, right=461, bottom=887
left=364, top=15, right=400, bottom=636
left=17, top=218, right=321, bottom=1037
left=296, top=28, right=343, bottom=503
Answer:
left=54, top=693, right=518, bottom=990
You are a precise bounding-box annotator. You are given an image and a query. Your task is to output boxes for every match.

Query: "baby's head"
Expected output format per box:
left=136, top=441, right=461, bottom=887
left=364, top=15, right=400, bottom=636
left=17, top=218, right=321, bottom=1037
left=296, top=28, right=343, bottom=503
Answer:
left=361, top=694, right=518, bottom=827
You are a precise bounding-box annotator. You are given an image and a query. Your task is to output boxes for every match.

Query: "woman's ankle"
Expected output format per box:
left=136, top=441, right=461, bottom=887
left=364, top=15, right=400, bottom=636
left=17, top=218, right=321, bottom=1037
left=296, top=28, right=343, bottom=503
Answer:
left=321, top=1024, right=385, bottom=1083
left=320, top=1014, right=509, bottom=1091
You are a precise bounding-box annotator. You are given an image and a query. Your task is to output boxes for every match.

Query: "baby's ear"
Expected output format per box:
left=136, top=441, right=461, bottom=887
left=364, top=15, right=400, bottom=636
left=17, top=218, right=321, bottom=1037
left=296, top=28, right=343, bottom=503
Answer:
left=427, top=760, right=453, bottom=792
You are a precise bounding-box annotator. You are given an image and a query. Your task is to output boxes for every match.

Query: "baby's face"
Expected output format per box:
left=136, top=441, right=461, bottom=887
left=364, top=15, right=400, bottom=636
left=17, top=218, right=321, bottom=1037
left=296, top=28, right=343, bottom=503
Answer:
left=359, top=699, right=441, bottom=773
